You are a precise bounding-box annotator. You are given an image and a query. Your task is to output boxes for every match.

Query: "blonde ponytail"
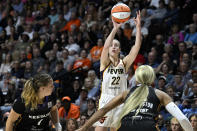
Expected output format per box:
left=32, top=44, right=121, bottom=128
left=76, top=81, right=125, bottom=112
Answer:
left=21, top=79, right=40, bottom=109
left=112, top=65, right=155, bottom=129
left=21, top=73, right=52, bottom=109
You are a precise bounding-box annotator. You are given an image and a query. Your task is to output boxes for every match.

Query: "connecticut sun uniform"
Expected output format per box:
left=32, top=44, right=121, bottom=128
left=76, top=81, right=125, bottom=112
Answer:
left=94, top=59, right=127, bottom=127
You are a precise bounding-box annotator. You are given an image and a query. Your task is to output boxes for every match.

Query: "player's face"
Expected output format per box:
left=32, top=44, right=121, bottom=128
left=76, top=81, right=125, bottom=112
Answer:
left=44, top=80, right=54, bottom=96
left=109, top=40, right=120, bottom=58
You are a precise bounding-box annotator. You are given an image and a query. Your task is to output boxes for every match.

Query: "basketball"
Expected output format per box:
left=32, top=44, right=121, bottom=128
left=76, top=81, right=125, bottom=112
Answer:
left=111, top=3, right=131, bottom=23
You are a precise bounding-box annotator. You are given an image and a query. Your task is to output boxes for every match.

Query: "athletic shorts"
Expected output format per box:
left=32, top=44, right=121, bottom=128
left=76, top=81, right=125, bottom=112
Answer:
left=93, top=94, right=124, bottom=127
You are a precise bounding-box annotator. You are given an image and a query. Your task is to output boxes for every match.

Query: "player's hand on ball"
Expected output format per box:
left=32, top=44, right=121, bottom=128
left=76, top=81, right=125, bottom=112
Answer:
left=112, top=19, right=122, bottom=30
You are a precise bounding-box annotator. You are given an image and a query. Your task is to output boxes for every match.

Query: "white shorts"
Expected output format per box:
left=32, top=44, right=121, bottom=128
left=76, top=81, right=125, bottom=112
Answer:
left=93, top=94, right=124, bottom=127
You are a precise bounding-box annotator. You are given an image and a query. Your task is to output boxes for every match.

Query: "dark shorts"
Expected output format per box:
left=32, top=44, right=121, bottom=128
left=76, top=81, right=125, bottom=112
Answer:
left=118, top=120, right=157, bottom=131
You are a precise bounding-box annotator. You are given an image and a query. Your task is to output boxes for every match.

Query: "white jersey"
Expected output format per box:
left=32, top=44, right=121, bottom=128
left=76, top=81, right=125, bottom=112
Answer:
left=94, top=59, right=127, bottom=127
left=101, top=59, right=127, bottom=96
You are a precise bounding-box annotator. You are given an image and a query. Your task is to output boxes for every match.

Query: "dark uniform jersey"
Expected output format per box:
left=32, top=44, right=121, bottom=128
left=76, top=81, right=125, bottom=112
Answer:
left=118, top=86, right=161, bottom=131
left=13, top=92, right=56, bottom=131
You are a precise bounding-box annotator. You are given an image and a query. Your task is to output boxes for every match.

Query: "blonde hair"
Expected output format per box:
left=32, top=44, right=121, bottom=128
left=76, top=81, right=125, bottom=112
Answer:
left=112, top=65, right=156, bottom=129
left=171, top=117, right=179, bottom=124
left=21, top=73, right=52, bottom=109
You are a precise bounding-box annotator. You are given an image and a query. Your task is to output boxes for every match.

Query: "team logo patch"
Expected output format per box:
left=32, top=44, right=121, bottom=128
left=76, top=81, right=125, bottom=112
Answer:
left=99, top=116, right=107, bottom=124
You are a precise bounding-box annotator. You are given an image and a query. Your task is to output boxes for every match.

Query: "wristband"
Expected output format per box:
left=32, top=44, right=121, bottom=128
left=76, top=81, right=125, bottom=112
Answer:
left=55, top=122, right=62, bottom=131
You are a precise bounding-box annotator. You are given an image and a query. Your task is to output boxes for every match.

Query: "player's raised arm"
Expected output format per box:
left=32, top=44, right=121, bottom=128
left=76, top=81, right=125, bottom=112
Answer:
left=156, top=89, right=193, bottom=131
left=100, top=20, right=122, bottom=70
left=123, top=11, right=142, bottom=72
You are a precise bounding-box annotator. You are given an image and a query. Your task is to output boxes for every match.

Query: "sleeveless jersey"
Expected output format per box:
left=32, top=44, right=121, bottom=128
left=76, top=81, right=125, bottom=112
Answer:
left=13, top=92, right=56, bottom=131
left=100, top=59, right=127, bottom=96
left=119, top=86, right=161, bottom=131
left=94, top=60, right=127, bottom=127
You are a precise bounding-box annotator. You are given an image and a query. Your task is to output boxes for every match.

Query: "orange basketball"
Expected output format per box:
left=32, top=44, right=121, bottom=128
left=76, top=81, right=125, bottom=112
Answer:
left=111, top=3, right=131, bottom=23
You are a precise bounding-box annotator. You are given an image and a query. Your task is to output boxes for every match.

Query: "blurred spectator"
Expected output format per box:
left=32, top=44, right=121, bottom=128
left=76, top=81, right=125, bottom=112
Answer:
left=5, top=18, right=14, bottom=36
left=189, top=114, right=197, bottom=131
left=0, top=53, right=13, bottom=76
left=185, top=82, right=197, bottom=100
left=148, top=0, right=167, bottom=24
left=0, top=88, right=4, bottom=106
left=23, top=24, right=34, bottom=40
left=156, top=75, right=167, bottom=91
left=83, top=98, right=96, bottom=118
left=12, top=0, right=24, bottom=14
left=23, top=60, right=34, bottom=79
left=156, top=114, right=167, bottom=131
left=65, top=36, right=80, bottom=56
left=61, top=11, right=81, bottom=32
left=25, top=9, right=34, bottom=25
left=60, top=49, right=75, bottom=72
left=155, top=62, right=173, bottom=84
left=165, top=85, right=181, bottom=104
left=32, top=48, right=45, bottom=73
left=19, top=51, right=28, bottom=67
left=170, top=73, right=185, bottom=98
left=48, top=7, right=59, bottom=25
left=63, top=4, right=71, bottom=21
left=89, top=38, right=103, bottom=63
left=4, top=80, right=16, bottom=104
left=127, top=65, right=136, bottom=89
left=152, top=34, right=165, bottom=59
left=72, top=49, right=92, bottom=73
left=184, top=24, right=197, bottom=45
left=167, top=24, right=184, bottom=45
left=178, top=61, right=192, bottom=84
left=52, top=42, right=61, bottom=59
left=146, top=51, right=159, bottom=68
left=170, top=117, right=183, bottom=131
left=183, top=70, right=197, bottom=98
left=78, top=113, right=88, bottom=128
left=140, top=8, right=151, bottom=28
left=0, top=30, right=7, bottom=43
left=191, top=45, right=197, bottom=69
left=51, top=60, right=68, bottom=97
left=67, top=79, right=81, bottom=103
left=75, top=86, right=88, bottom=113
left=83, top=77, right=99, bottom=99
left=54, top=13, right=67, bottom=31
left=56, top=98, right=61, bottom=110
left=87, top=70, right=100, bottom=88
left=58, top=96, right=80, bottom=121
left=163, top=0, right=180, bottom=28
left=66, top=118, right=79, bottom=131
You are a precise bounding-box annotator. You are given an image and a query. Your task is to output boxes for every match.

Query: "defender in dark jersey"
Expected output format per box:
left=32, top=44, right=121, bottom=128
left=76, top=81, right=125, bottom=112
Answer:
left=6, top=73, right=62, bottom=131
left=76, top=65, right=193, bottom=131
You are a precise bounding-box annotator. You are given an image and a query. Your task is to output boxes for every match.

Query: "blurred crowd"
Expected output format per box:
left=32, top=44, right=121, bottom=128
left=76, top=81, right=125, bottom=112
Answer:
left=0, top=0, right=197, bottom=130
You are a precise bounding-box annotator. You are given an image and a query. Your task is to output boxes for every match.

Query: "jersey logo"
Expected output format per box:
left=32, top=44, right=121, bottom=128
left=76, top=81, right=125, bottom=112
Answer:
left=107, top=68, right=124, bottom=74
left=37, top=119, right=43, bottom=125
left=99, top=116, right=107, bottom=124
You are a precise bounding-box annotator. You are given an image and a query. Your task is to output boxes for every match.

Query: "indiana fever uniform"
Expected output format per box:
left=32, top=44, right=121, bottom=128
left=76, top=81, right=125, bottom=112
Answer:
left=13, top=92, right=56, bottom=131
left=94, top=59, right=127, bottom=127
left=118, top=85, right=160, bottom=131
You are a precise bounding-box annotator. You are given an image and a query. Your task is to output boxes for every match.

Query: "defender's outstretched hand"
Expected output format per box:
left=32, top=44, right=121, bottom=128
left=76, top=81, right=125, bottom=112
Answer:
left=133, top=10, right=141, bottom=28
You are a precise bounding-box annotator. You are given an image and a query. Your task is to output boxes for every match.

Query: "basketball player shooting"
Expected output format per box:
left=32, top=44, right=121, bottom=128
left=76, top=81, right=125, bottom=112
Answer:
left=94, top=11, right=142, bottom=131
